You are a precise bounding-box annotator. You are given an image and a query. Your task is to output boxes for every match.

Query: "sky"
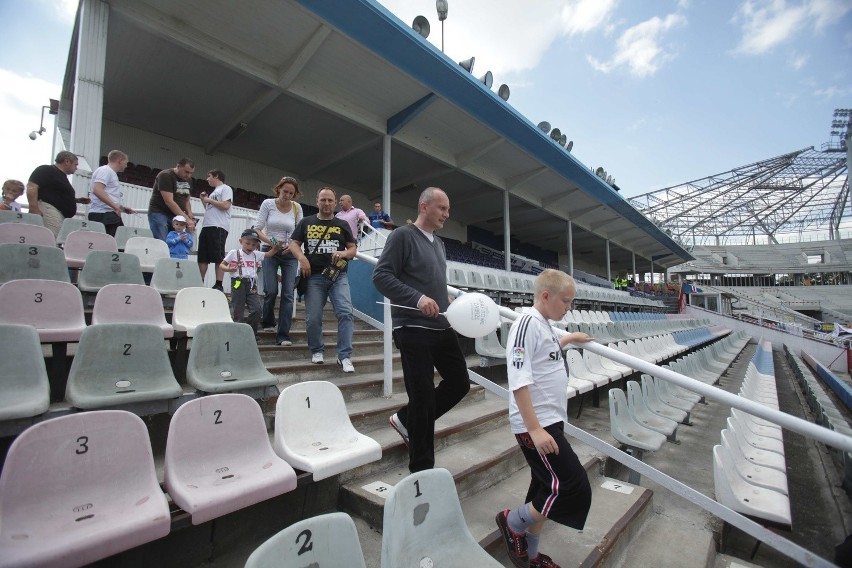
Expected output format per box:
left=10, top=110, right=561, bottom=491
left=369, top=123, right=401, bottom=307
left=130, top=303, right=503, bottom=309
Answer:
left=0, top=0, right=850, bottom=203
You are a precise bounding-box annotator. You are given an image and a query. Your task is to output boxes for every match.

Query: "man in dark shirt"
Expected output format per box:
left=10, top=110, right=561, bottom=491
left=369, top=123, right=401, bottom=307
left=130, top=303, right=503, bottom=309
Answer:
left=372, top=187, right=470, bottom=471
left=26, top=151, right=87, bottom=236
left=148, top=158, right=196, bottom=241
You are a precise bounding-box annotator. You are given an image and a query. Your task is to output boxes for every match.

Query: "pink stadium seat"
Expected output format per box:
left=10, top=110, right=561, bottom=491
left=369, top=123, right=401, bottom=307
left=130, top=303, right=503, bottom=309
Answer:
left=0, top=279, right=86, bottom=343
left=164, top=393, right=298, bottom=525
left=0, top=411, right=171, bottom=567
left=63, top=229, right=119, bottom=269
left=92, top=283, right=174, bottom=338
left=0, top=223, right=56, bottom=247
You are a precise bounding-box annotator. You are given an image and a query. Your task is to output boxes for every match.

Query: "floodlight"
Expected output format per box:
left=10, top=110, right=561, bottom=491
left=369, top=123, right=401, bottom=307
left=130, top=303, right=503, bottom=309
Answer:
left=436, top=0, right=448, bottom=21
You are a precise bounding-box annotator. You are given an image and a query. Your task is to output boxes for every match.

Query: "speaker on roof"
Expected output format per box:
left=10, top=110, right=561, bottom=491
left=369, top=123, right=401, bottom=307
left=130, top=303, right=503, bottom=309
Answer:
left=558, top=134, right=567, bottom=146
left=550, top=128, right=562, bottom=142
left=412, top=16, right=430, bottom=38
left=537, top=121, right=551, bottom=134
left=566, top=140, right=573, bottom=152
left=595, top=166, right=605, bottom=177
left=498, top=84, right=510, bottom=101
left=479, top=71, right=493, bottom=88
left=606, top=175, right=613, bottom=184
left=459, top=57, right=475, bottom=73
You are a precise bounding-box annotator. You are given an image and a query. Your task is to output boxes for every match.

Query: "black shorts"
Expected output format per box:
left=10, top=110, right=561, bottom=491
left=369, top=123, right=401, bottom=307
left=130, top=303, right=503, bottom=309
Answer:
left=197, top=226, right=228, bottom=264
left=516, top=421, right=592, bottom=530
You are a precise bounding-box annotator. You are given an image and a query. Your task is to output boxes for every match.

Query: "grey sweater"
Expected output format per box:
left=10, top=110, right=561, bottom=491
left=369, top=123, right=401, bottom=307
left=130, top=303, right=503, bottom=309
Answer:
left=372, top=224, right=450, bottom=330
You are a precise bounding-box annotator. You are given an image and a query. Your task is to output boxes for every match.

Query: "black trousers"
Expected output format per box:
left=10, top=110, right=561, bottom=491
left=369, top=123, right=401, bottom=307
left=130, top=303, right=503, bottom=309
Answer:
left=393, top=327, right=471, bottom=472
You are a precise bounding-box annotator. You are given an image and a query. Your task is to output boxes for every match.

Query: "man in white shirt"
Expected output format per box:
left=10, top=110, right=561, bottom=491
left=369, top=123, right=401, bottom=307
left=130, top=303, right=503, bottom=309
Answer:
left=198, top=169, right=233, bottom=290
left=87, top=150, right=134, bottom=236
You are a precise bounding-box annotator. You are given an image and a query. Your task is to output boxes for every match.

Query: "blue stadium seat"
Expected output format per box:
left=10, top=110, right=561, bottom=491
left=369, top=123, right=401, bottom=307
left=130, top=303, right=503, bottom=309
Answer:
left=150, top=257, right=204, bottom=296
left=0, top=243, right=70, bottom=284
left=77, top=251, right=145, bottom=293
left=185, top=322, right=278, bottom=393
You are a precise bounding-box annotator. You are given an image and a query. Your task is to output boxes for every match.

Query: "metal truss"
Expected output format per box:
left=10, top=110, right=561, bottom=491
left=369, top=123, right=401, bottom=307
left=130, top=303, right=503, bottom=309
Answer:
left=628, top=147, right=849, bottom=246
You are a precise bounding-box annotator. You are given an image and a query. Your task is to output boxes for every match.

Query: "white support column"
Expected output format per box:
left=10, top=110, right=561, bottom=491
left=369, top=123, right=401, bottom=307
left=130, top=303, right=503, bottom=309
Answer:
left=605, top=240, right=611, bottom=282
left=632, top=252, right=637, bottom=283
left=566, top=221, right=573, bottom=275
left=503, top=190, right=511, bottom=272
left=650, top=260, right=655, bottom=285
left=70, top=0, right=108, bottom=190
left=382, top=134, right=393, bottom=397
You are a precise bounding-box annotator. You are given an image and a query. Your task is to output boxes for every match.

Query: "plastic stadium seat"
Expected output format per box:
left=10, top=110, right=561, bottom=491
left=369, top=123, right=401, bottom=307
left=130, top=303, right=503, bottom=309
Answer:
left=246, top=512, right=366, bottom=568
left=0, top=324, right=50, bottom=420
left=124, top=236, right=170, bottom=272
left=718, top=437, right=788, bottom=496
left=626, top=381, right=678, bottom=441
left=608, top=388, right=666, bottom=452
left=0, top=223, right=56, bottom=246
left=172, top=287, right=232, bottom=337
left=63, top=230, right=119, bottom=268
left=713, top=445, right=791, bottom=526
left=65, top=323, right=182, bottom=409
left=475, top=330, right=506, bottom=359
left=164, top=393, right=297, bottom=525
left=0, top=243, right=70, bottom=284
left=381, top=468, right=501, bottom=568
left=150, top=257, right=204, bottom=295
left=77, top=251, right=145, bottom=293
left=0, top=411, right=171, bottom=567
left=0, top=279, right=86, bottom=342
left=273, top=381, right=381, bottom=480
left=114, top=225, right=154, bottom=250
left=55, top=218, right=106, bottom=245
left=0, top=210, right=45, bottom=226
left=92, top=283, right=173, bottom=338
left=186, top=322, right=278, bottom=393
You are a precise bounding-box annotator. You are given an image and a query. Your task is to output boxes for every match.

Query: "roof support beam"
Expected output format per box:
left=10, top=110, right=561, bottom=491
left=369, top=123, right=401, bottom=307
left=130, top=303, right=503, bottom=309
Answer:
left=506, top=167, right=547, bottom=189
left=541, top=188, right=580, bottom=207
left=456, top=137, right=503, bottom=168
left=387, top=93, right=437, bottom=136
left=300, top=135, right=381, bottom=180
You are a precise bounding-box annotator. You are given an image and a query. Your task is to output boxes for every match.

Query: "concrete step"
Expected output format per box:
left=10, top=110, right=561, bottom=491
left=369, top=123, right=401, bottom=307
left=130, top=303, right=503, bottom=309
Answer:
left=265, top=352, right=402, bottom=382
left=258, top=339, right=385, bottom=361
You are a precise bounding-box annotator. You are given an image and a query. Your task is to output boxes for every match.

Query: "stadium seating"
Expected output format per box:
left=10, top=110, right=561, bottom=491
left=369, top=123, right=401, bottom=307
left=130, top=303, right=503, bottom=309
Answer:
left=273, top=381, right=381, bottom=480
left=0, top=210, right=45, bottom=226
left=474, top=330, right=506, bottom=362
left=124, top=236, right=170, bottom=272
left=91, top=283, right=174, bottom=338
left=0, top=243, right=70, bottom=284
left=380, top=468, right=501, bottom=568
left=150, top=257, right=204, bottom=295
left=640, top=376, right=688, bottom=424
left=713, top=445, right=791, bottom=526
left=0, top=279, right=86, bottom=342
left=185, top=322, right=278, bottom=393
left=65, top=323, right=183, bottom=409
left=171, top=287, right=232, bottom=337
left=63, top=230, right=119, bottom=269
left=55, top=218, right=106, bottom=245
left=608, top=387, right=666, bottom=453
left=246, top=512, right=367, bottom=568
left=77, top=251, right=145, bottom=293
left=114, top=225, right=154, bottom=250
left=0, top=324, right=50, bottom=421
left=164, top=393, right=298, bottom=525
left=626, top=380, right=678, bottom=442
left=0, top=411, right=171, bottom=567
left=0, top=222, right=56, bottom=246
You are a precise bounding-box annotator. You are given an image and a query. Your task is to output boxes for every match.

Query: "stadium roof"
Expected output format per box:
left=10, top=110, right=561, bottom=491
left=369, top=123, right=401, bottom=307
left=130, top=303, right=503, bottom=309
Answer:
left=63, top=0, right=692, bottom=269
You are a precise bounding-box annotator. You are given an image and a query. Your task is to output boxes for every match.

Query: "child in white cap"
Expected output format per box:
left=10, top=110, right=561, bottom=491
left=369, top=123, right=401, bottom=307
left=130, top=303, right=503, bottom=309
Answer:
left=166, top=215, right=193, bottom=259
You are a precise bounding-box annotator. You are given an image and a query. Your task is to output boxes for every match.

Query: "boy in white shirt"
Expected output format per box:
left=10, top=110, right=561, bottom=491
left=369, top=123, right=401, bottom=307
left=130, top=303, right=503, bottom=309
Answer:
left=496, top=269, right=593, bottom=568
left=220, top=229, right=280, bottom=334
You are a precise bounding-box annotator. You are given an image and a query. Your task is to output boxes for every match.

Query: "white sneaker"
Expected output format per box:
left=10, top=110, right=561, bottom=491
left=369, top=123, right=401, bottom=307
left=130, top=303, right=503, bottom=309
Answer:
left=389, top=413, right=409, bottom=448
left=262, top=325, right=276, bottom=332
left=337, top=357, right=355, bottom=373
left=279, top=340, right=293, bottom=346
left=311, top=352, right=324, bottom=364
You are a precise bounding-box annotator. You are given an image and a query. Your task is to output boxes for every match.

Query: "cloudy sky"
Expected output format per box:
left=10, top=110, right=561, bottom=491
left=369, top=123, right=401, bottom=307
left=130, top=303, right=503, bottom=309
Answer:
left=1, top=0, right=850, bottom=202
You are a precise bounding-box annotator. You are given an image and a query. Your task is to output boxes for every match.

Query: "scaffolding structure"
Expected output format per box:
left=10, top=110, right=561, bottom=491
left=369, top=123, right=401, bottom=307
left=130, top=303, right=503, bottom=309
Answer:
left=629, top=111, right=851, bottom=247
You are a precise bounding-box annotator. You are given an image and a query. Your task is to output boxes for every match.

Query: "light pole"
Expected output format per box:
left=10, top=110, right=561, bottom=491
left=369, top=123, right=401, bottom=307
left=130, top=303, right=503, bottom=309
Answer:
left=436, top=0, right=448, bottom=52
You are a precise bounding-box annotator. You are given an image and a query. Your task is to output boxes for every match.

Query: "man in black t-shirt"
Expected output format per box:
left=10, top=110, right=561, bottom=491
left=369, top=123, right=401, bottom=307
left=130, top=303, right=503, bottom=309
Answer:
left=27, top=151, right=87, bottom=236
left=289, top=187, right=357, bottom=372
left=148, top=158, right=196, bottom=241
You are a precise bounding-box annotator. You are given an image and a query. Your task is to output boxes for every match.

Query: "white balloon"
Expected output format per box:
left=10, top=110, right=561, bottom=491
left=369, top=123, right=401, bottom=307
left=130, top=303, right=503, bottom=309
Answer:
left=444, top=293, right=500, bottom=338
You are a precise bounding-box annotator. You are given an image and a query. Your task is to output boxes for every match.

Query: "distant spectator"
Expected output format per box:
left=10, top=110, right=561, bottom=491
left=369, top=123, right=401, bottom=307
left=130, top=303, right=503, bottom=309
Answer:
left=368, top=201, right=393, bottom=229
left=148, top=158, right=195, bottom=241
left=1, top=180, right=24, bottom=212
left=166, top=215, right=193, bottom=259
left=335, top=194, right=368, bottom=239
left=220, top=228, right=281, bottom=335
left=254, top=176, right=303, bottom=346
left=87, top=149, right=135, bottom=236
left=26, top=151, right=89, bottom=236
left=198, top=169, right=232, bottom=290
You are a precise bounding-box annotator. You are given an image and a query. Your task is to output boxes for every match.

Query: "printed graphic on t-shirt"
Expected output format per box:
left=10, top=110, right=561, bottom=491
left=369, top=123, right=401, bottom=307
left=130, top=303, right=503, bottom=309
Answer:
left=305, top=223, right=344, bottom=253
left=175, top=180, right=191, bottom=195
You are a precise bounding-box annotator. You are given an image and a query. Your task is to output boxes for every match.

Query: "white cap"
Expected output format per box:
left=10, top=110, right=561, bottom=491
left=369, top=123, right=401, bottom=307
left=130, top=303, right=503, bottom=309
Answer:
left=173, top=215, right=187, bottom=223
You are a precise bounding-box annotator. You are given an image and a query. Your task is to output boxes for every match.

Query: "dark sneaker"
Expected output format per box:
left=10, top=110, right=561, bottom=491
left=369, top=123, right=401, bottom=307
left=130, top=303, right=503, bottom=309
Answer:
left=212, top=283, right=224, bottom=292
left=495, top=510, right=528, bottom=568
left=529, top=553, right=560, bottom=568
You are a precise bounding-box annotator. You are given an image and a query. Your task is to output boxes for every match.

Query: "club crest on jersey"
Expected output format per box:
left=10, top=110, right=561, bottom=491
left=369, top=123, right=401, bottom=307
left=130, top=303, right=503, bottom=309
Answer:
left=512, top=347, right=525, bottom=367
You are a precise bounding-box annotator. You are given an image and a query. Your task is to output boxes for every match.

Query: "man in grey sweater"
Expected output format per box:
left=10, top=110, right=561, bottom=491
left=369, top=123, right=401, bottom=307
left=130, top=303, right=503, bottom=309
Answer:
left=372, top=187, right=471, bottom=472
